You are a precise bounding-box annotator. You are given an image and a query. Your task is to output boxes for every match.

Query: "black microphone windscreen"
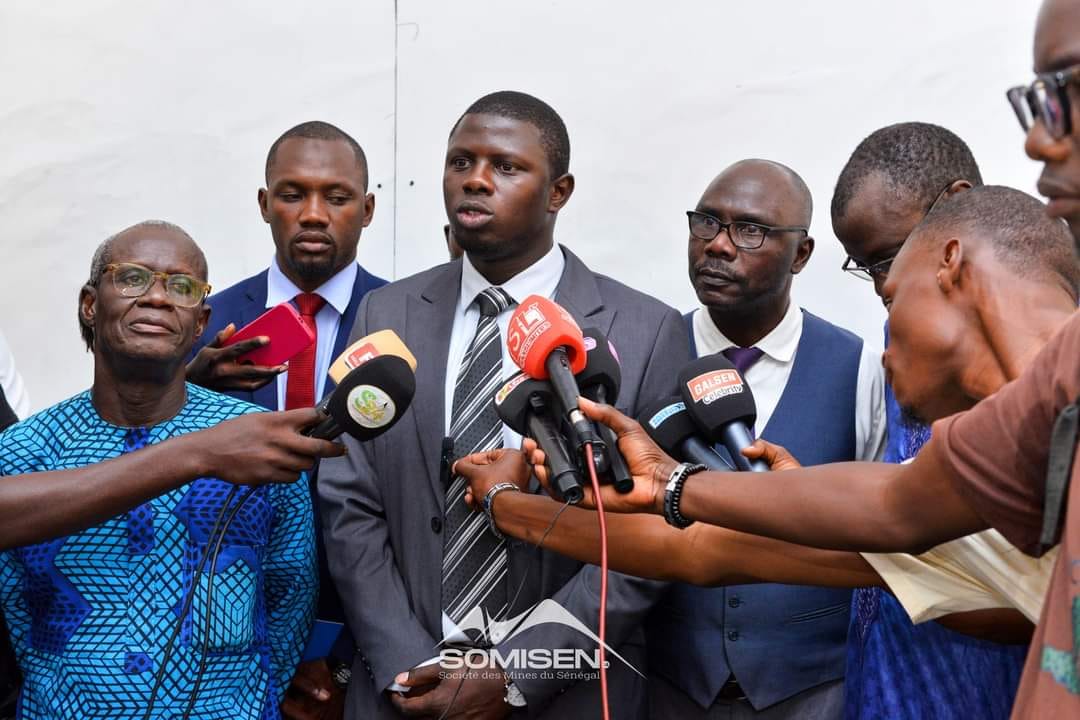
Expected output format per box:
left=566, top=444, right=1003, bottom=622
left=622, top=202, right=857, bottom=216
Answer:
left=638, top=397, right=701, bottom=456
left=677, top=354, right=758, bottom=434
left=494, top=373, right=553, bottom=434
left=323, top=354, right=415, bottom=441
left=576, top=328, right=621, bottom=401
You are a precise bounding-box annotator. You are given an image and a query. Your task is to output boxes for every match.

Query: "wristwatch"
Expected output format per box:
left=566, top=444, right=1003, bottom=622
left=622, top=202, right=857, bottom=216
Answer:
left=330, top=659, right=352, bottom=689
left=504, top=676, right=527, bottom=707
left=482, top=482, right=521, bottom=539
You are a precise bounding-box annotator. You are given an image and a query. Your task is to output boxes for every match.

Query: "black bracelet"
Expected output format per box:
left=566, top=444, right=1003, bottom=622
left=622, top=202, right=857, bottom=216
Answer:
left=663, top=463, right=707, bottom=528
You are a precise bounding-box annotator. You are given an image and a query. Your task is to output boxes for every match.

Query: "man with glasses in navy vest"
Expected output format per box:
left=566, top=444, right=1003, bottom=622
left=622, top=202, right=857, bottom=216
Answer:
left=648, top=159, right=886, bottom=719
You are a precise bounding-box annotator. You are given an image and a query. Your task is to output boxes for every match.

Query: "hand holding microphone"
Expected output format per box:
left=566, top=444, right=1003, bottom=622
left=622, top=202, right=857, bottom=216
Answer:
left=193, top=408, right=346, bottom=485
left=523, top=397, right=679, bottom=514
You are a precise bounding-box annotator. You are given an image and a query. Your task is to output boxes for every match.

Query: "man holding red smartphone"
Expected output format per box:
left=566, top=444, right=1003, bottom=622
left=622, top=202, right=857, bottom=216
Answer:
left=189, top=121, right=387, bottom=720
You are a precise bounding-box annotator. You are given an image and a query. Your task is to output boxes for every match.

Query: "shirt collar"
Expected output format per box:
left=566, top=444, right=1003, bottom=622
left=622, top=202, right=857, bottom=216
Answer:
left=458, top=243, right=565, bottom=311
left=696, top=301, right=802, bottom=363
left=266, top=257, right=358, bottom=315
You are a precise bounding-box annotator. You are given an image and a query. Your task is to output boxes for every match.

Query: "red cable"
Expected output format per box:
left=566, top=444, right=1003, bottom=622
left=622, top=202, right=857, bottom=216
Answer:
left=583, top=444, right=610, bottom=720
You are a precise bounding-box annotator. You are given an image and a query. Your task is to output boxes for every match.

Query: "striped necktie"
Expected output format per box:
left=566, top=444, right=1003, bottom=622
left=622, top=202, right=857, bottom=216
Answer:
left=442, top=286, right=515, bottom=628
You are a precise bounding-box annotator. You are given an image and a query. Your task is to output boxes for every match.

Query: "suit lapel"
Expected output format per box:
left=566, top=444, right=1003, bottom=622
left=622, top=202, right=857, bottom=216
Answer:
left=555, top=246, right=614, bottom=341
left=409, top=265, right=461, bottom=507
left=322, top=267, right=369, bottom=398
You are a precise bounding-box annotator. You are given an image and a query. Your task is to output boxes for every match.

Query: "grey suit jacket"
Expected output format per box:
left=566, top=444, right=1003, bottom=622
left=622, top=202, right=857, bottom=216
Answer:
left=318, top=247, right=689, bottom=718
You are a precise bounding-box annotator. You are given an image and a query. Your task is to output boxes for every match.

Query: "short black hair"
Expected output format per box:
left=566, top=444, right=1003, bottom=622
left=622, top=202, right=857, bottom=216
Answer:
left=914, top=185, right=1079, bottom=299
left=451, top=91, right=571, bottom=178
left=265, top=121, right=368, bottom=189
left=832, top=122, right=983, bottom=223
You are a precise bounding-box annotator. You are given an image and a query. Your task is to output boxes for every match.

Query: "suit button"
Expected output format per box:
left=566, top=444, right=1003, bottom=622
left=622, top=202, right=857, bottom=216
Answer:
left=727, top=630, right=739, bottom=642
left=431, top=516, right=443, bottom=533
left=728, top=597, right=741, bottom=608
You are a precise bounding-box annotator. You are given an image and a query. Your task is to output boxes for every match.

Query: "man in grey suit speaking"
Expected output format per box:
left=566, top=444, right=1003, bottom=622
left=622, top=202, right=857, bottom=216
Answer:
left=318, top=91, right=689, bottom=718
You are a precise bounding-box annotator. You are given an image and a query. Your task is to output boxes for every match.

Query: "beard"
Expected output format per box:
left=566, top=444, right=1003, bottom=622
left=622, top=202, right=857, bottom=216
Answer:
left=287, top=251, right=338, bottom=285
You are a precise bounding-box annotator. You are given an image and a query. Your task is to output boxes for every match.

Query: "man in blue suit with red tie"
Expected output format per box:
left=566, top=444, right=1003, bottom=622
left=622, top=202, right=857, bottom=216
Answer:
left=189, top=121, right=387, bottom=720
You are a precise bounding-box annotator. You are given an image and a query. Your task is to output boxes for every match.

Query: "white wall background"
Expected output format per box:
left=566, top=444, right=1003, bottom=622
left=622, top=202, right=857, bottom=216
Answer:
left=0, top=0, right=1043, bottom=411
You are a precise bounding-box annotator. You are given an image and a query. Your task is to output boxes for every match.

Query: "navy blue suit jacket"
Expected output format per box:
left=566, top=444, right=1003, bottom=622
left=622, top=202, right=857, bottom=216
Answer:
left=192, top=264, right=388, bottom=409
left=191, top=263, right=388, bottom=662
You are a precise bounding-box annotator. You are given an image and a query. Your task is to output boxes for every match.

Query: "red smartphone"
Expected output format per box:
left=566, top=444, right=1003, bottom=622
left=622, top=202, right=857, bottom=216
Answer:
left=222, top=303, right=315, bottom=366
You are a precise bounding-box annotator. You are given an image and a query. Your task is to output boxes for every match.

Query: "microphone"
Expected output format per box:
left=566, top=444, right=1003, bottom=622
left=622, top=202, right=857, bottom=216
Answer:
left=638, top=397, right=730, bottom=471
left=677, top=355, right=767, bottom=472
left=306, top=355, right=416, bottom=441
left=506, top=295, right=603, bottom=452
left=494, top=372, right=585, bottom=504
left=328, top=329, right=418, bottom=384
left=576, top=328, right=633, bottom=492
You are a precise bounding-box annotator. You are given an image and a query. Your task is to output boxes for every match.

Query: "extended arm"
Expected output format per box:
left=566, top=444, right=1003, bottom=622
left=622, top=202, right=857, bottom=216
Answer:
left=0, top=407, right=341, bottom=549
left=571, top=398, right=987, bottom=554
left=456, top=449, right=880, bottom=587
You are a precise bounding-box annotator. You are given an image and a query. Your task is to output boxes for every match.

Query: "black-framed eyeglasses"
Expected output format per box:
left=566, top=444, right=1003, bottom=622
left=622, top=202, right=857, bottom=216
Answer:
left=102, top=262, right=211, bottom=307
left=686, top=210, right=808, bottom=250
left=841, top=254, right=896, bottom=282
left=840, top=180, right=955, bottom=282
left=1006, top=64, right=1080, bottom=141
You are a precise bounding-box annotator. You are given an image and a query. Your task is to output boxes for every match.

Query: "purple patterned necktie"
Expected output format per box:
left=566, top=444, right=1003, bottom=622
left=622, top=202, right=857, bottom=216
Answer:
left=722, top=346, right=764, bottom=376
left=722, top=346, right=764, bottom=437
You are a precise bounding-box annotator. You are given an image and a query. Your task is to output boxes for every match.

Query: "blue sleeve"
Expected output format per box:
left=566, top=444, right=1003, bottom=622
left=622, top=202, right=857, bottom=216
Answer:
left=264, top=471, right=317, bottom=701
left=0, top=549, right=29, bottom=667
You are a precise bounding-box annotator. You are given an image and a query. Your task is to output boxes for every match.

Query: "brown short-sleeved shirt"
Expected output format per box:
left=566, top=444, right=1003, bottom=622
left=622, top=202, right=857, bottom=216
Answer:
left=926, top=310, right=1080, bottom=718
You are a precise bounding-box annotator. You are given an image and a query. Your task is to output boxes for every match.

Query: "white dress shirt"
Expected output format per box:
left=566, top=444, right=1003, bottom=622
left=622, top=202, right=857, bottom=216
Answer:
left=691, top=303, right=886, bottom=462
left=443, top=243, right=566, bottom=449
left=430, top=242, right=565, bottom=657
left=266, top=258, right=359, bottom=409
left=0, top=330, right=29, bottom=419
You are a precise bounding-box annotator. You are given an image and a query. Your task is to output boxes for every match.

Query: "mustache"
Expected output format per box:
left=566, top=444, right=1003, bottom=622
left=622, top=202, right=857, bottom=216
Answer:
left=694, top=263, right=741, bottom=281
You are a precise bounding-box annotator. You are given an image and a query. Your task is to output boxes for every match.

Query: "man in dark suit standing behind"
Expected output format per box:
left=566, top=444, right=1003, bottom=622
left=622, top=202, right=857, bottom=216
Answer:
left=189, top=121, right=388, bottom=719
left=318, top=91, right=689, bottom=719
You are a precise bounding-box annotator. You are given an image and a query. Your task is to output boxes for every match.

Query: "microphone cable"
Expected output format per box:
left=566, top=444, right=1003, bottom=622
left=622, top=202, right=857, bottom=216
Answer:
left=180, top=486, right=259, bottom=720
left=142, top=485, right=239, bottom=720
left=436, top=495, right=573, bottom=720
left=583, top=444, right=610, bottom=720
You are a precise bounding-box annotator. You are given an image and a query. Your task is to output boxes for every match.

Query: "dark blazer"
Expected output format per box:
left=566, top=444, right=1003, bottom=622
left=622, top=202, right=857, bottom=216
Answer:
left=318, top=247, right=690, bottom=719
left=190, top=262, right=387, bottom=655
left=191, top=264, right=389, bottom=409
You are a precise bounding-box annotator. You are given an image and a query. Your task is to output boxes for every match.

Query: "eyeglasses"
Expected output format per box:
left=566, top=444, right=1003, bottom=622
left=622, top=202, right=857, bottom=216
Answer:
left=841, top=254, right=896, bottom=281
left=1006, top=64, right=1080, bottom=140
left=686, top=210, right=808, bottom=250
left=840, top=181, right=955, bottom=282
left=102, top=263, right=211, bottom=307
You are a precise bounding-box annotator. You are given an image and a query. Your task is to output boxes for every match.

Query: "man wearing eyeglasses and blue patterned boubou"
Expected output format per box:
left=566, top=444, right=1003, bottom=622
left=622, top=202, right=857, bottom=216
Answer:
left=648, top=159, right=886, bottom=720
left=0, top=220, right=316, bottom=720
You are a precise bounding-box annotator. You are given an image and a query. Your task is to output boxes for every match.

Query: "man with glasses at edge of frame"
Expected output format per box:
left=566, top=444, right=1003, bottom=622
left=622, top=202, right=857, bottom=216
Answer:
left=830, top=123, right=1033, bottom=720
left=480, top=4, right=1080, bottom=714
left=645, top=159, right=886, bottom=719
left=0, top=220, right=318, bottom=719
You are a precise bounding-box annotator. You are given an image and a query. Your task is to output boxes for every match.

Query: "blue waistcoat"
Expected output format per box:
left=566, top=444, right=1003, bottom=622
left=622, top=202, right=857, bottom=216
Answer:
left=647, top=309, right=861, bottom=710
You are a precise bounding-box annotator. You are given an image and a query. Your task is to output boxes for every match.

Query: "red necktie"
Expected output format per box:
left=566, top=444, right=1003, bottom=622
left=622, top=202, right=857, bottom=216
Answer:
left=284, top=292, right=326, bottom=409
